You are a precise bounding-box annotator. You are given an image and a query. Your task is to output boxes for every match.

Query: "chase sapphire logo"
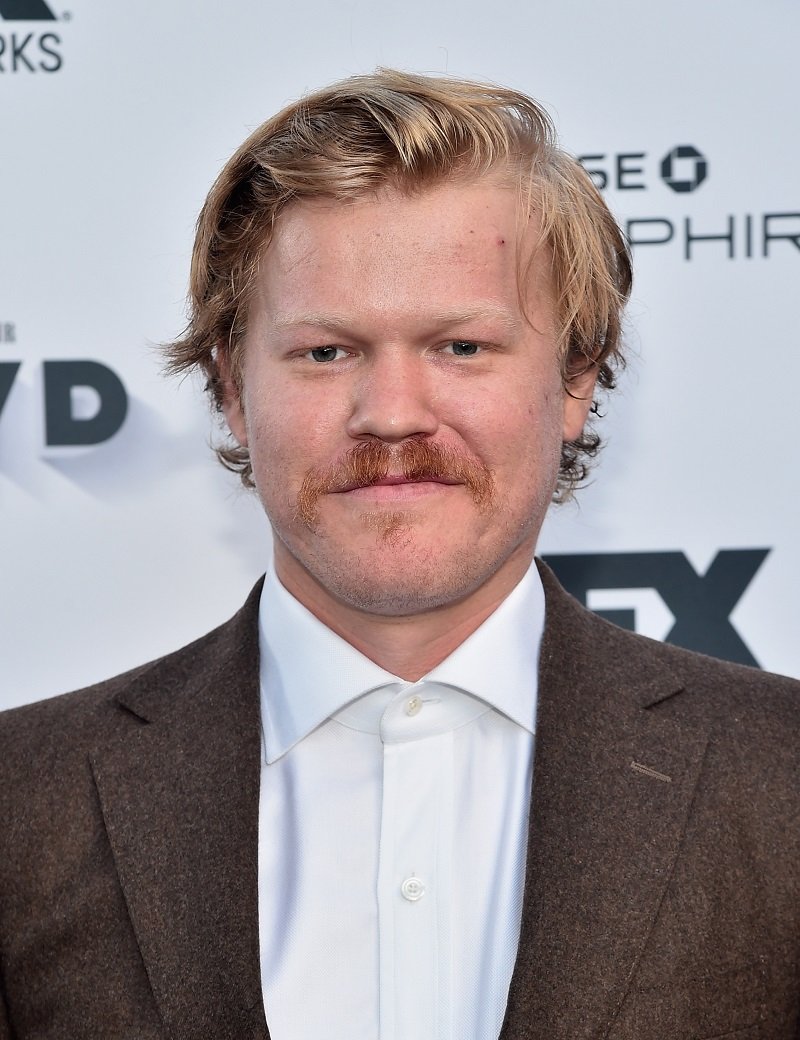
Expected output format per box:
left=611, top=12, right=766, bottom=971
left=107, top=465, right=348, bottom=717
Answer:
left=577, top=146, right=709, bottom=195
left=660, top=145, right=708, bottom=194
left=0, top=0, right=56, bottom=17
left=578, top=143, right=799, bottom=261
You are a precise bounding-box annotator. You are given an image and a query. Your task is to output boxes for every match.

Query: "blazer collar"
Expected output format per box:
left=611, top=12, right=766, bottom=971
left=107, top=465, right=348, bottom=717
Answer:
left=89, top=580, right=271, bottom=1040
left=500, top=561, right=710, bottom=1039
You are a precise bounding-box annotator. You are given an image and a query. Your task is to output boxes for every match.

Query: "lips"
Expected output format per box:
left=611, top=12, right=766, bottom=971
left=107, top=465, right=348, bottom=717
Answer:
left=337, top=475, right=460, bottom=493
left=372, top=476, right=423, bottom=486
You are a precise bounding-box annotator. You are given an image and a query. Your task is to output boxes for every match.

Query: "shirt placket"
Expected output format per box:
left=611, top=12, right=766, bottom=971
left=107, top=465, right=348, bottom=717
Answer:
left=378, top=684, right=454, bottom=1040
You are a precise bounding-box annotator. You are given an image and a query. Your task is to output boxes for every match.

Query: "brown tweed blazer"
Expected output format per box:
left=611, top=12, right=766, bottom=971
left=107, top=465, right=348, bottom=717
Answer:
left=0, top=561, right=798, bottom=1040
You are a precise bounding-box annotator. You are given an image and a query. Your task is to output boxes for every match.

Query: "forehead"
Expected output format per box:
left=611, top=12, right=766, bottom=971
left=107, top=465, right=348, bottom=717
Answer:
left=254, top=177, right=550, bottom=326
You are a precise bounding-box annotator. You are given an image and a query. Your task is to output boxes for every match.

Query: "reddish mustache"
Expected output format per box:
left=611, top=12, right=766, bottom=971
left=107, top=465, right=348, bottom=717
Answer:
left=297, top=439, right=494, bottom=525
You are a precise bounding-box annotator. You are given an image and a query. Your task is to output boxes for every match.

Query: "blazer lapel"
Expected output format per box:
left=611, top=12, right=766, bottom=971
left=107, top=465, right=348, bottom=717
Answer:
left=501, top=564, right=710, bottom=1040
left=89, top=583, right=270, bottom=1040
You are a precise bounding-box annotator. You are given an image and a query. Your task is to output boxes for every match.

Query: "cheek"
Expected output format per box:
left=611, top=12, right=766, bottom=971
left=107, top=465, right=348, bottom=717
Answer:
left=494, top=386, right=565, bottom=492
left=468, top=378, right=563, bottom=457
left=245, top=401, right=292, bottom=468
left=242, top=379, right=344, bottom=485
left=238, top=378, right=287, bottom=474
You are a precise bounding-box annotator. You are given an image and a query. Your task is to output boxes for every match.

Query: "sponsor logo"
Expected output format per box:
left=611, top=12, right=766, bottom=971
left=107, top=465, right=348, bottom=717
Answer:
left=0, top=0, right=56, bottom=18
left=578, top=146, right=798, bottom=262
left=0, top=0, right=66, bottom=74
left=660, top=144, right=708, bottom=194
left=0, top=323, right=128, bottom=446
left=578, top=145, right=709, bottom=195
left=543, top=549, right=768, bottom=667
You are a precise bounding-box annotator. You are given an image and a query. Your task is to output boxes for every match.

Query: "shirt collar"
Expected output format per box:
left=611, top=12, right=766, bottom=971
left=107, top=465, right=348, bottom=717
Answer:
left=258, top=561, right=545, bottom=763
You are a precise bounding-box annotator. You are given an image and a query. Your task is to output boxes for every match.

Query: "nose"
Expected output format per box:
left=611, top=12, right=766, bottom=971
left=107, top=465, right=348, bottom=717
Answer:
left=346, top=350, right=439, bottom=442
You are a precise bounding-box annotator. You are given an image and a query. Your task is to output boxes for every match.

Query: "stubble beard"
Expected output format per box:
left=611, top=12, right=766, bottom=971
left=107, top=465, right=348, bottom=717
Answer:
left=285, top=523, right=511, bottom=617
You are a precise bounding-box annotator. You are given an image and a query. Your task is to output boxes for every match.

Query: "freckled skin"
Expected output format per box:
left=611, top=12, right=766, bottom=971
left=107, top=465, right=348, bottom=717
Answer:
left=222, top=177, right=596, bottom=673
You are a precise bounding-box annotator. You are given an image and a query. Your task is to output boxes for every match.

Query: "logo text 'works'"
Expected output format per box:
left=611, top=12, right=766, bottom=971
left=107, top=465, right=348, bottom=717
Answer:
left=0, top=0, right=65, bottom=73
left=578, top=146, right=799, bottom=262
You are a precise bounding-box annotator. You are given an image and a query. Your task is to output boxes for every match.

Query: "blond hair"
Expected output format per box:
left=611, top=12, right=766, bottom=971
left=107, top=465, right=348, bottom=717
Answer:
left=164, top=69, right=632, bottom=496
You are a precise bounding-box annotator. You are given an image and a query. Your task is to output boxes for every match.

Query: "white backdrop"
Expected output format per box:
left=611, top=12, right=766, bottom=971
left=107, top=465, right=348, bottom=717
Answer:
left=2, top=0, right=798, bottom=709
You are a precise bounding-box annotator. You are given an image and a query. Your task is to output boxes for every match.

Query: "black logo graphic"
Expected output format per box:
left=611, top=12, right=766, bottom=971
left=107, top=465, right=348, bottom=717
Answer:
left=0, top=0, right=55, bottom=18
left=660, top=145, right=708, bottom=194
left=0, top=0, right=62, bottom=74
left=543, top=549, right=768, bottom=667
left=42, top=360, right=128, bottom=445
left=0, top=361, right=19, bottom=417
left=0, top=359, right=128, bottom=445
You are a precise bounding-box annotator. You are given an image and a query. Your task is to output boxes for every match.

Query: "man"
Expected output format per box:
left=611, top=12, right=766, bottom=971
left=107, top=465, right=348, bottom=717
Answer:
left=0, top=70, right=798, bottom=1040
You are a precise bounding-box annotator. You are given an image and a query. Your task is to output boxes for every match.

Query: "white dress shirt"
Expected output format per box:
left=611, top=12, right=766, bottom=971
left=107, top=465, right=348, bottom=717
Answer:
left=257, top=562, right=545, bottom=1040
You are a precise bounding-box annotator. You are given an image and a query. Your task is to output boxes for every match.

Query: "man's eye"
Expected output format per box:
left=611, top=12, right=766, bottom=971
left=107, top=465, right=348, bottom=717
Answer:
left=446, top=340, right=481, bottom=357
left=307, top=346, right=346, bottom=363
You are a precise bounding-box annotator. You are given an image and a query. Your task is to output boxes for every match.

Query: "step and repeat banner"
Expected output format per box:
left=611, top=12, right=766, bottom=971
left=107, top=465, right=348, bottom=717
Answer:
left=2, top=0, right=798, bottom=707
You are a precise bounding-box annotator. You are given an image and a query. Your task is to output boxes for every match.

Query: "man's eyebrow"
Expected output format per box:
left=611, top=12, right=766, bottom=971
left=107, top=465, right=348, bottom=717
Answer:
left=270, top=314, right=355, bottom=332
left=425, top=308, right=525, bottom=333
left=269, top=309, right=524, bottom=333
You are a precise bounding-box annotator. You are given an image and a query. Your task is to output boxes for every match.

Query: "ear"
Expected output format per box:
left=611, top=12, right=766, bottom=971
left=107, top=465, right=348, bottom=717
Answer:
left=215, top=349, right=248, bottom=447
left=562, top=366, right=598, bottom=442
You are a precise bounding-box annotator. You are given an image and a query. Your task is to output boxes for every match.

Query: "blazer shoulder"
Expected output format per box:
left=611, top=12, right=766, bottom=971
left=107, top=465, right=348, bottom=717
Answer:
left=538, top=557, right=800, bottom=731
left=621, top=619, right=800, bottom=721
left=650, top=633, right=800, bottom=753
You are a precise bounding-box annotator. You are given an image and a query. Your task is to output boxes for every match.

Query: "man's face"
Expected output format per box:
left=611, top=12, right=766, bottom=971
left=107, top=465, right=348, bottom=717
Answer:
left=223, top=176, right=594, bottom=616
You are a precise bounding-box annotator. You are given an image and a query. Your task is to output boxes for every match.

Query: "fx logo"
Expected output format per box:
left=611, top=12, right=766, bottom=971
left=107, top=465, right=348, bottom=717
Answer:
left=542, top=549, right=768, bottom=667
left=0, top=0, right=55, bottom=17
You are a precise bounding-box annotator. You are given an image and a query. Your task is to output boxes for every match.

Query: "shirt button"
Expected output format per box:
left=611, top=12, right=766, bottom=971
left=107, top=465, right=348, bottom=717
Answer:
left=405, top=695, right=422, bottom=717
left=401, top=876, right=425, bottom=901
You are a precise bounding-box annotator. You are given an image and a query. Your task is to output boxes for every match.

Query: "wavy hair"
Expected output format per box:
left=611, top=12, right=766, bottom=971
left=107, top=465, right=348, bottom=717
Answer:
left=164, top=69, right=632, bottom=498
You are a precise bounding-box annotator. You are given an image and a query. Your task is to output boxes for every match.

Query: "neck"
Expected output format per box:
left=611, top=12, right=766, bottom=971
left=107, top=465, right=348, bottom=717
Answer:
left=272, top=544, right=535, bottom=681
